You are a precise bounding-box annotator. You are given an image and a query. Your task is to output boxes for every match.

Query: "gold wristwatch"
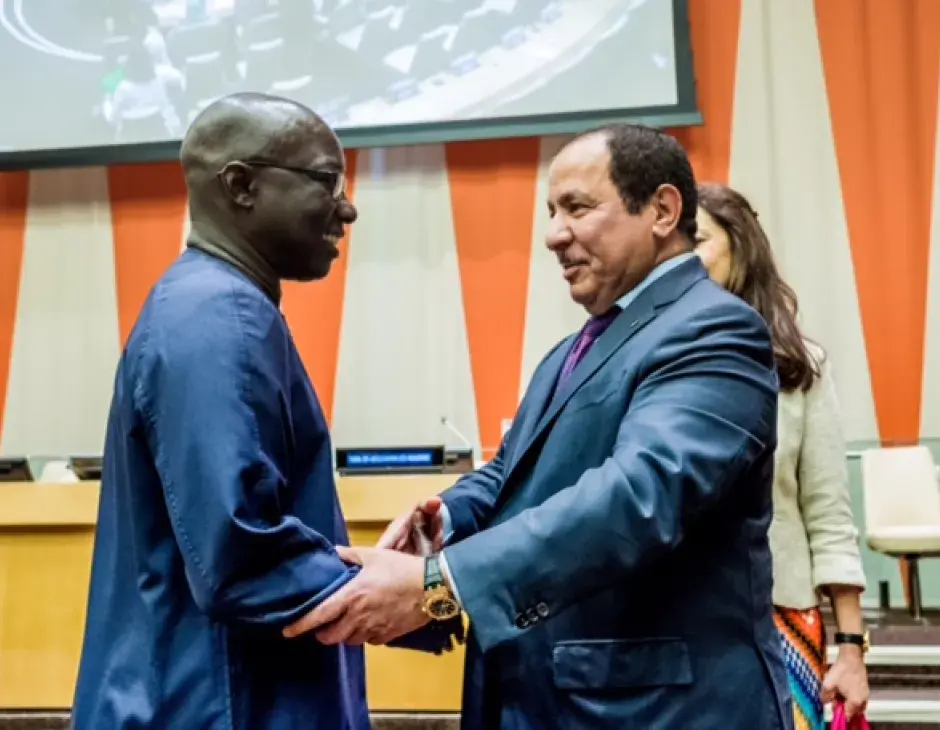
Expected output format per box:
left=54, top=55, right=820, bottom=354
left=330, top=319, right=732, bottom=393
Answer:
left=423, top=555, right=460, bottom=621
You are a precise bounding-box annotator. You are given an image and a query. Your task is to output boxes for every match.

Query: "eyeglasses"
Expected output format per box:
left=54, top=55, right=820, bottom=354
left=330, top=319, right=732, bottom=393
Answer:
left=227, top=159, right=347, bottom=199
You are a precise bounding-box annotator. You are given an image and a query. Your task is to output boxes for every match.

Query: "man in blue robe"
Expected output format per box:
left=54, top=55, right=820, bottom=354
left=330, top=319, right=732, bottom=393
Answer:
left=71, top=93, right=369, bottom=729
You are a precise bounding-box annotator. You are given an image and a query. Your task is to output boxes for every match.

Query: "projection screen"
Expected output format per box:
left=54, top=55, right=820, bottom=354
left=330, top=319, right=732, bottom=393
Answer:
left=0, top=0, right=699, bottom=168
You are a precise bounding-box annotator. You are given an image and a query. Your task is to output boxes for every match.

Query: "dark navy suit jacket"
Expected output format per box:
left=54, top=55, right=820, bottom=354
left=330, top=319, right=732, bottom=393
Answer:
left=439, top=257, right=793, bottom=729
left=72, top=249, right=369, bottom=729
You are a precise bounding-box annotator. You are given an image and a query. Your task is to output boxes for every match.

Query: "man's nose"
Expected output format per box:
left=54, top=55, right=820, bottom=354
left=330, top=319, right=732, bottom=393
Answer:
left=337, top=197, right=358, bottom=224
left=545, top=219, right=572, bottom=251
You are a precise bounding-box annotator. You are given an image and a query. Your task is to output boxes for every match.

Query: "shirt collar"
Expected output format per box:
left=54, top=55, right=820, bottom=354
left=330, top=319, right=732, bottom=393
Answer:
left=614, top=252, right=696, bottom=311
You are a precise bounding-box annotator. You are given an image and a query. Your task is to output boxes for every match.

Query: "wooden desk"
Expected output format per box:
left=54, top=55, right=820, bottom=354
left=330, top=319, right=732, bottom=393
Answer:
left=0, top=475, right=465, bottom=710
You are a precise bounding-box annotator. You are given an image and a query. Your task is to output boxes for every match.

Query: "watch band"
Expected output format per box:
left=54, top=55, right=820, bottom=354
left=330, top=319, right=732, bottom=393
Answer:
left=834, top=632, right=867, bottom=650
left=424, top=555, right=446, bottom=591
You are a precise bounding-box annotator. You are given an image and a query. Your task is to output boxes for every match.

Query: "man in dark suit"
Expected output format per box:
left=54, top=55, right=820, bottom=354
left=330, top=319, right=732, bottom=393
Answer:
left=284, top=124, right=793, bottom=729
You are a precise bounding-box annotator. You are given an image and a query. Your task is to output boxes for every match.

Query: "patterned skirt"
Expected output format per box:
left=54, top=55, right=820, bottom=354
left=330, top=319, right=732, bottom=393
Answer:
left=773, top=606, right=827, bottom=730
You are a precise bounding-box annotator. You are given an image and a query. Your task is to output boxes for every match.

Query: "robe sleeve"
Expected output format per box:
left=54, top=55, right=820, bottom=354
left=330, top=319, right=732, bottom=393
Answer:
left=386, top=616, right=466, bottom=654
left=133, top=285, right=356, bottom=628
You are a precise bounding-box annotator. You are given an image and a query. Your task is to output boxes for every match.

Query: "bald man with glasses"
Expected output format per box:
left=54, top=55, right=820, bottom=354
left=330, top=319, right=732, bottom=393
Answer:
left=72, top=93, right=370, bottom=730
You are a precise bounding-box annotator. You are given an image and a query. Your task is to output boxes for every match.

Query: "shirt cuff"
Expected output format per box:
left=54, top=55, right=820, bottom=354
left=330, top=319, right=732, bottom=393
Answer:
left=440, top=502, right=455, bottom=545
left=438, top=549, right=464, bottom=609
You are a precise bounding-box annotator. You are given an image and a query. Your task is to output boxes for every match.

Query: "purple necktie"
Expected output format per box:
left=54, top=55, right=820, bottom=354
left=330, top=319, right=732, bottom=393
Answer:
left=558, top=308, right=620, bottom=384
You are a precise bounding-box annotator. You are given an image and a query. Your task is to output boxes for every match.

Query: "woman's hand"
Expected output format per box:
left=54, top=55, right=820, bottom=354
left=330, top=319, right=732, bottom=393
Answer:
left=821, top=645, right=869, bottom=720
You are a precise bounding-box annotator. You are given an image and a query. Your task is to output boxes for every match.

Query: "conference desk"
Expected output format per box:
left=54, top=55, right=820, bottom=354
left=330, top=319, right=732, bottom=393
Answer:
left=0, top=475, right=465, bottom=710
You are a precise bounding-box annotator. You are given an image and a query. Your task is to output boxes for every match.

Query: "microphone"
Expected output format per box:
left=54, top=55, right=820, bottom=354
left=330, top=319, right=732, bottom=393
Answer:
left=440, top=416, right=473, bottom=449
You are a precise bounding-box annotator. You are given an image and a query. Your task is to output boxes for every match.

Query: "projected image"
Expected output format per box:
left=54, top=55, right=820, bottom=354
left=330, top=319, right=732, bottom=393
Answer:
left=0, top=0, right=678, bottom=154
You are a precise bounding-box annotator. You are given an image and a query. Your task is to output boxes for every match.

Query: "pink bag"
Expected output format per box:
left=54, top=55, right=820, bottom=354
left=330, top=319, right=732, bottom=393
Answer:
left=831, top=701, right=870, bottom=730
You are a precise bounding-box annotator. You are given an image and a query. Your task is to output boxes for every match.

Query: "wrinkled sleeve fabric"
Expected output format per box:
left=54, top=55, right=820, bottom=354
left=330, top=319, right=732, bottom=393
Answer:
left=797, top=358, right=867, bottom=592
left=442, top=303, right=779, bottom=652
left=134, top=284, right=356, bottom=628
left=439, top=446, right=507, bottom=544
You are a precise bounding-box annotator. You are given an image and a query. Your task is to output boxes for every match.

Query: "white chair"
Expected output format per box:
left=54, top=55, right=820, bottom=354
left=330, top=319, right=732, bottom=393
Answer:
left=861, top=445, right=940, bottom=619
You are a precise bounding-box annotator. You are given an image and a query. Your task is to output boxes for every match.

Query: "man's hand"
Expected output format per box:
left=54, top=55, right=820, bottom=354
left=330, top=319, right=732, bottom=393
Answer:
left=821, top=645, right=870, bottom=720
left=377, top=496, right=445, bottom=555
left=282, top=546, right=429, bottom=646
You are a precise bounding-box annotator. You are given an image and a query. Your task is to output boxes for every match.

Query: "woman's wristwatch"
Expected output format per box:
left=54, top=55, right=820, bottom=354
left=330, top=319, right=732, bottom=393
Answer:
left=834, top=630, right=870, bottom=654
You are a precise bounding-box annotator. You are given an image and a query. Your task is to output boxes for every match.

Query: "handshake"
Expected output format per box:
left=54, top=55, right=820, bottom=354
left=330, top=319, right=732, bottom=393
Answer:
left=280, top=497, right=462, bottom=652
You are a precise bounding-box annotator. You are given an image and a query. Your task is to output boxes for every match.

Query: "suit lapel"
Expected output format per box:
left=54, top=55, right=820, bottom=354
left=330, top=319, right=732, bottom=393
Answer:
left=523, top=297, right=656, bottom=459
left=504, top=337, right=573, bottom=475
left=502, top=256, right=708, bottom=487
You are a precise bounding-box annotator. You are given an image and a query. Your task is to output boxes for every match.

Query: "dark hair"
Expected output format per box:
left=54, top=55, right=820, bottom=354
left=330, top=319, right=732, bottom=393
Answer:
left=697, top=182, right=821, bottom=392
left=571, top=124, right=699, bottom=242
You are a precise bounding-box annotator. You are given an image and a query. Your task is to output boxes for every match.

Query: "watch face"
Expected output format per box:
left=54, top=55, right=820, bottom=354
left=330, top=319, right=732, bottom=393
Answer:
left=427, top=596, right=460, bottom=620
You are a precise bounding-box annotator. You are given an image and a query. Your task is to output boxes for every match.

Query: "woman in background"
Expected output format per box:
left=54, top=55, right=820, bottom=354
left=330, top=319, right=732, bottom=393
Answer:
left=694, top=183, right=870, bottom=729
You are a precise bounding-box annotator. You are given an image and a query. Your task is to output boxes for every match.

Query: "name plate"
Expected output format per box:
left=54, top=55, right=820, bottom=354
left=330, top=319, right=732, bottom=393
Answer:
left=336, top=446, right=445, bottom=475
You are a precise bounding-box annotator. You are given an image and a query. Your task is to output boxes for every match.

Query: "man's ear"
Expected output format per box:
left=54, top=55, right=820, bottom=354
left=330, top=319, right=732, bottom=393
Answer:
left=218, top=162, right=255, bottom=209
left=650, top=183, right=682, bottom=239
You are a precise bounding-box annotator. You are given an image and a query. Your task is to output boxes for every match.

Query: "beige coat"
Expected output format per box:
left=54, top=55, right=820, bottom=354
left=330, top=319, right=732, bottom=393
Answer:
left=769, top=353, right=867, bottom=609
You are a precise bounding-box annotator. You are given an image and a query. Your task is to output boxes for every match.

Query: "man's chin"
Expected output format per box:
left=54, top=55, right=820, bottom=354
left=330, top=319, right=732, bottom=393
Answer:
left=568, top=281, right=595, bottom=308
left=287, top=260, right=333, bottom=282
left=308, top=262, right=333, bottom=281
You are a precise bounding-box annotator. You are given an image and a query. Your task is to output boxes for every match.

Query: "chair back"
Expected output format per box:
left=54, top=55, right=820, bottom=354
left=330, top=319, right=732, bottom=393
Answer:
left=861, top=445, right=940, bottom=535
